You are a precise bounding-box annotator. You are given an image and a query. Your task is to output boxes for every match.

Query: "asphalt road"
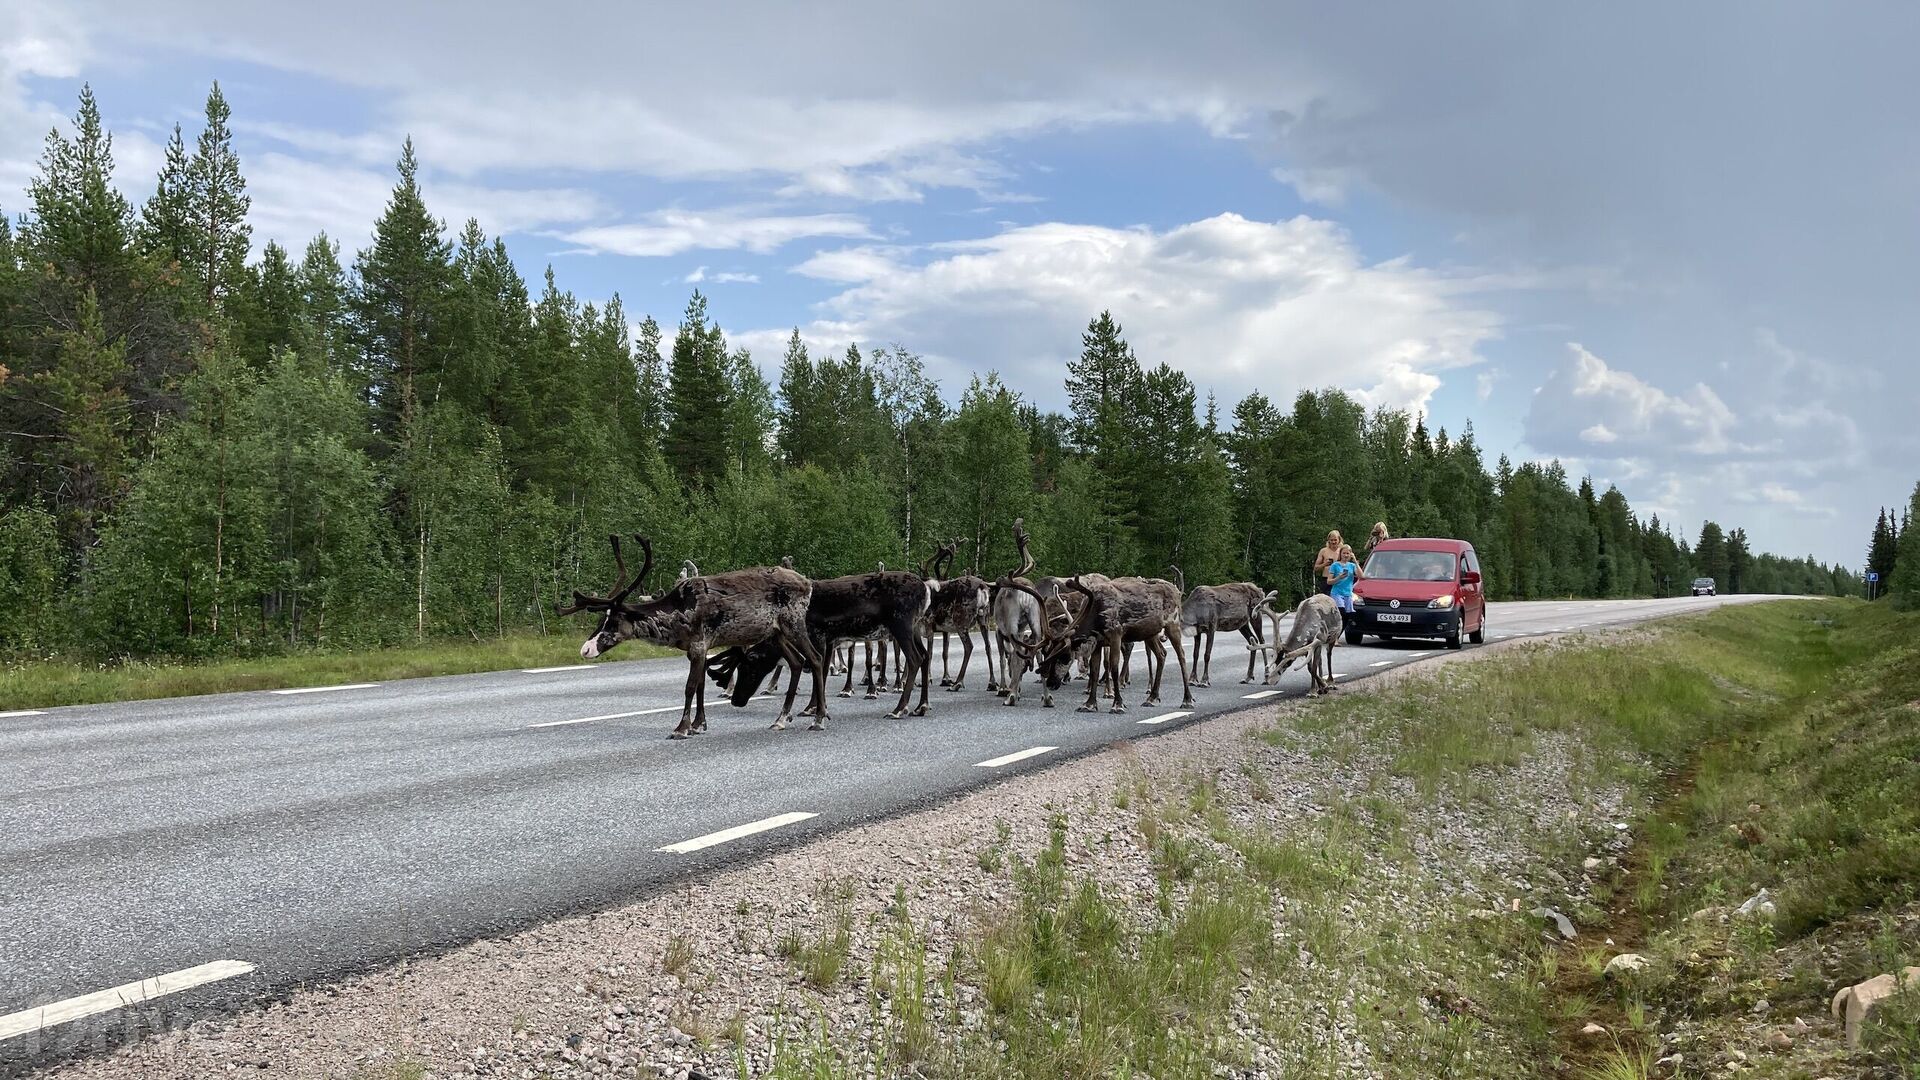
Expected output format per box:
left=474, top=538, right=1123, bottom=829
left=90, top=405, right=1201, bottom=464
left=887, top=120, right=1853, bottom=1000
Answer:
left=0, top=593, right=1779, bottom=1071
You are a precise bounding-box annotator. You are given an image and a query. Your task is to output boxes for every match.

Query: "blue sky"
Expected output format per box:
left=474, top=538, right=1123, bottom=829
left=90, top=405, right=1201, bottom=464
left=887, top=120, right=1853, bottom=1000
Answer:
left=4, top=1, right=1915, bottom=567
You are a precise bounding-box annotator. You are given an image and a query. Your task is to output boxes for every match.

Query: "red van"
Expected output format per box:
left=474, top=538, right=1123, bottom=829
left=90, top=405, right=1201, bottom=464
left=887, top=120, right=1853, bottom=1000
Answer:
left=1348, top=538, right=1487, bottom=649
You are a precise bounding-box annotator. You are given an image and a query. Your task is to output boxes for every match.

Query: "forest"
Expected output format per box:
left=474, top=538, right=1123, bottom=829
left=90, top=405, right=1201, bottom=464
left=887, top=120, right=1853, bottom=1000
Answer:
left=0, top=86, right=1860, bottom=660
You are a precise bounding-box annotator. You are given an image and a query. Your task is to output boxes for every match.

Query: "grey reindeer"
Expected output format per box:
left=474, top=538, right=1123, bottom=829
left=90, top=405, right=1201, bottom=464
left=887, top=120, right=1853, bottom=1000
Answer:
left=1264, top=593, right=1343, bottom=695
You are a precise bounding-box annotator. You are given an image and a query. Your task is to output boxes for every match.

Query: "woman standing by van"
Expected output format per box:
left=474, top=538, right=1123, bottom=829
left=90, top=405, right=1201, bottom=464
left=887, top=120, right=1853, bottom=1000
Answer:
left=1314, top=530, right=1343, bottom=594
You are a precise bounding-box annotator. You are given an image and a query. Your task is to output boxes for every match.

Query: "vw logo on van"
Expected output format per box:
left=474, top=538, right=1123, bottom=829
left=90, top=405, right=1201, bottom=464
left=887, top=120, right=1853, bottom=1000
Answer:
left=1389, top=599, right=1400, bottom=609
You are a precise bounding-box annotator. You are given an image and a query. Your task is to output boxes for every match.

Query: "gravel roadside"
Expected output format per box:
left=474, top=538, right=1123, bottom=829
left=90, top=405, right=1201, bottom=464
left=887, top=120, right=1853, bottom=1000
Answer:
left=34, top=632, right=1635, bottom=1080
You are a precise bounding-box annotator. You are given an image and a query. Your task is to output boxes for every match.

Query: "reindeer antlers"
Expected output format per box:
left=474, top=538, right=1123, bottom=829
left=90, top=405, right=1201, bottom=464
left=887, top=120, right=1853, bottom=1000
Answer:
left=556, top=534, right=654, bottom=615
left=1008, top=518, right=1036, bottom=578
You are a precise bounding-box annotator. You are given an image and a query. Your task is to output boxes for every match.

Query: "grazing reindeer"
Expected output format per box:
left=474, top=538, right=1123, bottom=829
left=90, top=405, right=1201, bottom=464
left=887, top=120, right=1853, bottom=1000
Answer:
left=710, top=569, right=934, bottom=720
left=988, top=519, right=1064, bottom=705
left=561, top=536, right=824, bottom=738
left=1172, top=566, right=1271, bottom=686
left=922, top=538, right=995, bottom=691
left=1036, top=575, right=1195, bottom=713
left=1264, top=594, right=1343, bottom=694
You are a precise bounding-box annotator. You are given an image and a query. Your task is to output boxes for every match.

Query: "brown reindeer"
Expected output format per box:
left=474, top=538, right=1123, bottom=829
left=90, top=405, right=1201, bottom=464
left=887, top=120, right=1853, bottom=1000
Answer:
left=1036, top=575, right=1195, bottom=713
left=1172, top=566, right=1271, bottom=686
left=561, top=536, right=825, bottom=738
left=921, top=538, right=995, bottom=691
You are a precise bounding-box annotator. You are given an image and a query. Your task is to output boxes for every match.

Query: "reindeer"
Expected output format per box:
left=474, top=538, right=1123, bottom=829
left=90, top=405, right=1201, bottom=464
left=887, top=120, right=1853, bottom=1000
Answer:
left=1170, top=566, right=1271, bottom=687
left=561, top=536, right=825, bottom=738
left=1032, top=575, right=1194, bottom=713
left=1264, top=593, right=1343, bottom=694
left=921, top=538, right=995, bottom=691
left=709, top=568, right=934, bottom=720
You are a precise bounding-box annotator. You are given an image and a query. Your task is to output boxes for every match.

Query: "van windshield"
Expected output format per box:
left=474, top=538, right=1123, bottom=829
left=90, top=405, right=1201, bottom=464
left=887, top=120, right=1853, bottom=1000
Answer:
left=1364, top=550, right=1458, bottom=582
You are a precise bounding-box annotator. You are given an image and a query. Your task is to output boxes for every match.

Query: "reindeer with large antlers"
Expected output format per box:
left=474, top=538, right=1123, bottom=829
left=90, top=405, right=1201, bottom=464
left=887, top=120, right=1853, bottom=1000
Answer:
left=1034, top=574, right=1195, bottom=714
left=561, top=536, right=825, bottom=738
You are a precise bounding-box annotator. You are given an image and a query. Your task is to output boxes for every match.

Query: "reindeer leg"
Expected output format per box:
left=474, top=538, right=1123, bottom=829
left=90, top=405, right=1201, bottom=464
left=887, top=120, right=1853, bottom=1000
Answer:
left=952, top=629, right=972, bottom=691
left=1106, top=638, right=1128, bottom=713
left=1168, top=626, right=1196, bottom=708
left=982, top=622, right=998, bottom=692
left=671, top=648, right=701, bottom=739
left=1143, top=635, right=1167, bottom=707
left=1076, top=644, right=1101, bottom=712
left=909, top=631, right=932, bottom=717
left=864, top=641, right=881, bottom=699
left=804, top=634, right=831, bottom=729
left=1240, top=623, right=1261, bottom=683
left=939, top=632, right=952, bottom=686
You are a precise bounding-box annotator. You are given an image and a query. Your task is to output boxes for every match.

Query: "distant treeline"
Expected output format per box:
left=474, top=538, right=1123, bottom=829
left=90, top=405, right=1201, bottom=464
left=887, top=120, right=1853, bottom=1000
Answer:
left=0, top=86, right=1858, bottom=657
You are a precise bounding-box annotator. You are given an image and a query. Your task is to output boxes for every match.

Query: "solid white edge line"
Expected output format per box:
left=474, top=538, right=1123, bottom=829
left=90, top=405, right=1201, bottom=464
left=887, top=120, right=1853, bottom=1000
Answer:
left=267, top=683, right=379, bottom=696
left=973, top=745, right=1059, bottom=769
left=655, top=812, right=818, bottom=854
left=526, top=705, right=682, bottom=729
left=521, top=664, right=593, bottom=674
left=0, top=709, right=45, bottom=718
left=0, top=960, right=256, bottom=1042
left=1241, top=689, right=1283, bottom=700
left=1136, top=710, right=1193, bottom=726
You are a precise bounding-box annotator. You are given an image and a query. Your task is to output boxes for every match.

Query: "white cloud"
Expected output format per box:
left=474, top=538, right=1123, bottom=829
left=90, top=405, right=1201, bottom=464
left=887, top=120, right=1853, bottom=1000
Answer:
left=244, top=152, right=604, bottom=252
left=1580, top=423, right=1617, bottom=444
left=764, top=211, right=1501, bottom=414
left=558, top=210, right=875, bottom=259
left=684, top=266, right=758, bottom=284
left=1475, top=369, right=1498, bottom=401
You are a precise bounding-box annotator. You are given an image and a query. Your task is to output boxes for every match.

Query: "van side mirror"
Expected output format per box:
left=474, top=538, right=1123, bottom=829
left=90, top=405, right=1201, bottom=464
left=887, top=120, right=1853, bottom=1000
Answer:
left=1461, top=570, right=1482, bottom=586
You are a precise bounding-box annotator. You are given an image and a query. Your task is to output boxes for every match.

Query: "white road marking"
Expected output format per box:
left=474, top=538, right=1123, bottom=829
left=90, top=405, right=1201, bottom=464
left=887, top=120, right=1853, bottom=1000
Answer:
left=655, top=812, right=817, bottom=854
left=1403, top=652, right=1430, bottom=658
left=267, top=683, right=379, bottom=696
left=0, top=709, right=45, bottom=718
left=1136, top=710, right=1193, bottom=725
left=974, top=745, right=1059, bottom=769
left=0, top=960, right=255, bottom=1042
left=521, top=664, right=593, bottom=674
left=1242, top=689, right=1284, bottom=700
left=526, top=705, right=682, bottom=730
left=1369, top=661, right=1393, bottom=668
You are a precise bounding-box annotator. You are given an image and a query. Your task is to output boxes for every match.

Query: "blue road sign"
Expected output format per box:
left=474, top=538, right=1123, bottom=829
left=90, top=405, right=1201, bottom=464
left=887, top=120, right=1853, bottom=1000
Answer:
left=1867, top=572, right=1880, bottom=582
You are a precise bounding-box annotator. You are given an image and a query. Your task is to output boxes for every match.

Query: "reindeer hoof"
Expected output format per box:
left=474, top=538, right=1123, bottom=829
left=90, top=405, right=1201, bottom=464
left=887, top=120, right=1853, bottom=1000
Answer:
left=669, top=730, right=690, bottom=740
left=986, top=683, right=999, bottom=693
left=808, top=720, right=826, bottom=731
left=836, top=691, right=852, bottom=699
left=938, top=678, right=953, bottom=686
left=1076, top=704, right=1098, bottom=713
left=1002, top=697, right=1018, bottom=707
left=1108, top=706, right=1128, bottom=715
left=885, top=710, right=905, bottom=720
left=1180, top=699, right=1196, bottom=709
left=911, top=705, right=930, bottom=717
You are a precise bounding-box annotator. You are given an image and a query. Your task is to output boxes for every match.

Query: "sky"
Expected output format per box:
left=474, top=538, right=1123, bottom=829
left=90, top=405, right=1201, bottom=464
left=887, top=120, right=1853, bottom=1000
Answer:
left=2, top=1, right=1914, bottom=568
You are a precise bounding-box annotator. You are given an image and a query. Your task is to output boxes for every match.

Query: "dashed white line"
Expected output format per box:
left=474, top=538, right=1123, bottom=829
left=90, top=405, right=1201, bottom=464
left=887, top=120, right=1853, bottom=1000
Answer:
left=1369, top=661, right=1393, bottom=668
left=521, top=664, right=593, bottom=674
left=974, top=746, right=1059, bottom=769
left=1242, top=689, right=1284, bottom=700
left=267, top=683, right=379, bottom=696
left=0, top=960, right=256, bottom=1042
left=655, top=812, right=817, bottom=854
left=526, top=705, right=682, bottom=730
left=1136, top=710, right=1193, bottom=726
left=1402, top=652, right=1430, bottom=658
left=0, top=709, right=45, bottom=718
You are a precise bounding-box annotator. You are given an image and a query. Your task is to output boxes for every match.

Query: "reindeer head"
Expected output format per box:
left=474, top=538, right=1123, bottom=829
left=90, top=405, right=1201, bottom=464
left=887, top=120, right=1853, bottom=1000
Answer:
left=1036, top=576, right=1100, bottom=691
left=559, top=534, right=658, bottom=659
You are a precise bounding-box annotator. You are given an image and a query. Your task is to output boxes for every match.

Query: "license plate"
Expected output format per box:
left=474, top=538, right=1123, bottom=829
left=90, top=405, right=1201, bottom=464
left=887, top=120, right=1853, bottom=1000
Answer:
left=1378, top=613, right=1412, bottom=623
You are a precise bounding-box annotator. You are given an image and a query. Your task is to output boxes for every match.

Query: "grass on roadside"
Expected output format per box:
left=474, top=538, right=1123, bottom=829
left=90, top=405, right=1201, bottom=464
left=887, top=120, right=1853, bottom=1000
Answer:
left=749, top=599, right=1920, bottom=1079
left=0, top=633, right=675, bottom=710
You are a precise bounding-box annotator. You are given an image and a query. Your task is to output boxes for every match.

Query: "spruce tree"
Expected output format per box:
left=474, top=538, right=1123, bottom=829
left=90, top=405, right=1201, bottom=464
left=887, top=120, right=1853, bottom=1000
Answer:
left=297, top=234, right=350, bottom=373
left=775, top=328, right=817, bottom=467
left=139, top=124, right=193, bottom=275
left=633, top=315, right=667, bottom=452
left=1889, top=483, right=1920, bottom=605
left=353, top=138, right=452, bottom=448
left=23, top=85, right=132, bottom=285
left=185, top=82, right=251, bottom=313
left=663, top=291, right=730, bottom=483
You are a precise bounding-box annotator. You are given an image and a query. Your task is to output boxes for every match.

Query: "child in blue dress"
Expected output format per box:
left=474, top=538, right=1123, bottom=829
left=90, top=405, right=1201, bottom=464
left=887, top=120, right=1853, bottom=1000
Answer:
left=1327, top=544, right=1361, bottom=627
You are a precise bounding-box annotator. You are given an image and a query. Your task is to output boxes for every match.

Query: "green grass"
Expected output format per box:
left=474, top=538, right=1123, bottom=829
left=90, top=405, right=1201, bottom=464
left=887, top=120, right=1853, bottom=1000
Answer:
left=735, top=600, right=1920, bottom=1078
left=0, top=633, right=676, bottom=710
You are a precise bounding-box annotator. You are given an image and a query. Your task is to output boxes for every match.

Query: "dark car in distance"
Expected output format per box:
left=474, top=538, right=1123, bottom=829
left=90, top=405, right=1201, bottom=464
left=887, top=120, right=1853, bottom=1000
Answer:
left=1348, top=538, right=1487, bottom=650
left=1691, top=577, right=1717, bottom=597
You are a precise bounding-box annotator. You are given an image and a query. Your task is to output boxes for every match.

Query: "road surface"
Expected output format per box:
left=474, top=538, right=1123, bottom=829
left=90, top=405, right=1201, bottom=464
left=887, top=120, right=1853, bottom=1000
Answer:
left=0, top=594, right=1781, bottom=1070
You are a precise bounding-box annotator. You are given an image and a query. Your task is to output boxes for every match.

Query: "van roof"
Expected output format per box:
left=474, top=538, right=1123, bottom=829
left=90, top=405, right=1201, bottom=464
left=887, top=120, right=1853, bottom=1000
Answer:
left=1371, top=537, right=1474, bottom=553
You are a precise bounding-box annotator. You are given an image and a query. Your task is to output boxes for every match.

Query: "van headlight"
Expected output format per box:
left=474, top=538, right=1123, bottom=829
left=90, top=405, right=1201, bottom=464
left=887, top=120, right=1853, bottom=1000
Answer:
left=1428, top=595, right=1456, bottom=609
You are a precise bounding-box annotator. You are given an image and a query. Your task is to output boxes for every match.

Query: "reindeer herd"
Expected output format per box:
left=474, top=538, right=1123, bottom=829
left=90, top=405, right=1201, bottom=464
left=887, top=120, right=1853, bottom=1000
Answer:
left=562, top=520, right=1346, bottom=739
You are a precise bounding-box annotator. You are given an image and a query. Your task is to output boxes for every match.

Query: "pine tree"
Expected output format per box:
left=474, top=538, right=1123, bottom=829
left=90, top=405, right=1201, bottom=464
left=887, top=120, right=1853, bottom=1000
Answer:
left=725, top=347, right=775, bottom=476
left=1696, top=521, right=1730, bottom=591
left=22, top=85, right=133, bottom=285
left=185, top=82, right=251, bottom=313
left=775, top=329, right=818, bottom=467
left=1866, top=507, right=1897, bottom=592
left=353, top=138, right=452, bottom=448
left=1063, top=311, right=1144, bottom=566
left=663, top=291, right=730, bottom=483
left=633, top=315, right=667, bottom=452
left=28, top=289, right=131, bottom=548
left=297, top=234, right=350, bottom=373
left=234, top=241, right=298, bottom=362
left=139, top=124, right=193, bottom=274
left=1888, top=482, right=1920, bottom=605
